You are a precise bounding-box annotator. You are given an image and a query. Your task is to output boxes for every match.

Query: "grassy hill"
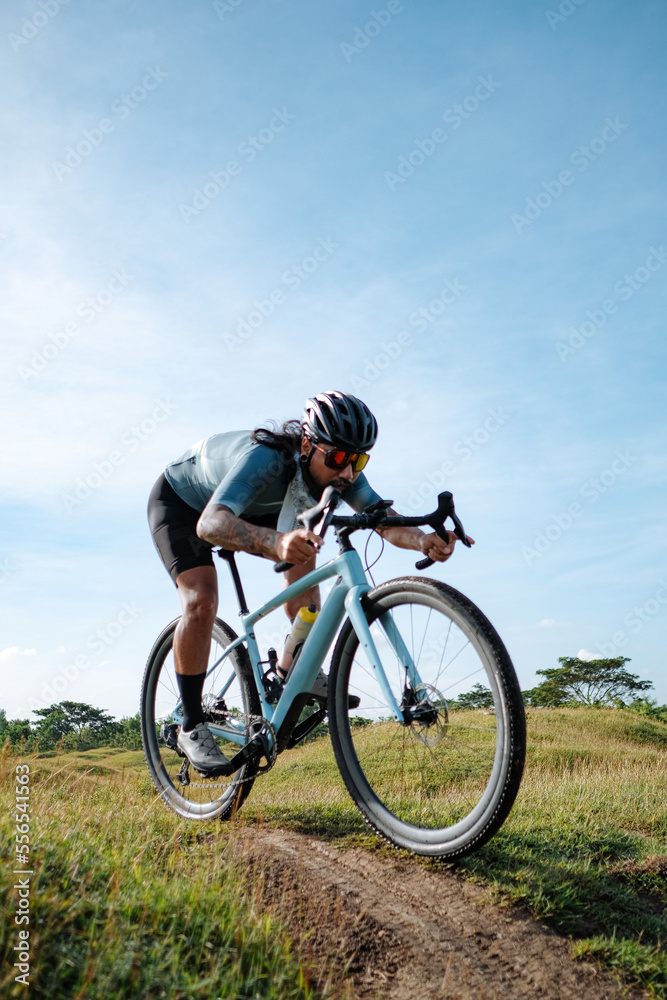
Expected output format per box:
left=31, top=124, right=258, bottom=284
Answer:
left=1, top=708, right=665, bottom=998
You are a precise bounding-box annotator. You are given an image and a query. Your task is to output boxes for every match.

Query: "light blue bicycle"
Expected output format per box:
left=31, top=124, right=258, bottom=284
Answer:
left=140, top=488, right=525, bottom=858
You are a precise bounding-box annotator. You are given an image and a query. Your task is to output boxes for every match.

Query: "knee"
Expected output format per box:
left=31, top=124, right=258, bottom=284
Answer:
left=182, top=590, right=218, bottom=625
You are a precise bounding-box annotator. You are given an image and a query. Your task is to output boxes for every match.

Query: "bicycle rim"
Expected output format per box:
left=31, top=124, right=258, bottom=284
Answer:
left=329, top=578, right=525, bottom=858
left=140, top=617, right=260, bottom=821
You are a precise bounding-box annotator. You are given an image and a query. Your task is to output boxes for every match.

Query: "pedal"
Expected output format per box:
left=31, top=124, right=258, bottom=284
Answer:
left=161, top=722, right=181, bottom=751
left=213, top=697, right=228, bottom=718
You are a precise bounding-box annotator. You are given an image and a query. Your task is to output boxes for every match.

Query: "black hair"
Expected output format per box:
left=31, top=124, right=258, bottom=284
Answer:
left=250, top=419, right=302, bottom=477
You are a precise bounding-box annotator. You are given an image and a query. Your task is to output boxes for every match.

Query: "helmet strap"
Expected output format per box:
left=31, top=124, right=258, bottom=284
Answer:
left=299, top=441, right=322, bottom=500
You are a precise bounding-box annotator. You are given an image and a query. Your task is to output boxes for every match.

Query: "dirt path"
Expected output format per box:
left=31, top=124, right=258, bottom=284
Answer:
left=225, top=827, right=646, bottom=1000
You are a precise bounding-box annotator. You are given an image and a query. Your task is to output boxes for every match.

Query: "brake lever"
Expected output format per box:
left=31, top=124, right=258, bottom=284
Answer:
left=415, top=491, right=471, bottom=570
left=298, top=485, right=342, bottom=533
left=274, top=487, right=342, bottom=573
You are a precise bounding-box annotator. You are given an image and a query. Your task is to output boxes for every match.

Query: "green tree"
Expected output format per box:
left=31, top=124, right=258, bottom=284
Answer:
left=522, top=674, right=571, bottom=707
left=1, top=703, right=143, bottom=752
left=524, top=657, right=652, bottom=707
left=349, top=716, right=373, bottom=728
left=114, top=713, right=142, bottom=750
left=32, top=701, right=118, bottom=749
left=624, top=697, right=667, bottom=723
left=457, top=683, right=494, bottom=709
left=0, top=709, right=34, bottom=749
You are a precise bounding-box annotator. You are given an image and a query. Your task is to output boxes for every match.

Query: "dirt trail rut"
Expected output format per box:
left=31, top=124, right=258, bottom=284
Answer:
left=227, top=827, right=645, bottom=1000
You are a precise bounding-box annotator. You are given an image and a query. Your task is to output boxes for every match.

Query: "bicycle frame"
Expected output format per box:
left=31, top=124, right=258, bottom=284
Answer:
left=175, top=546, right=416, bottom=751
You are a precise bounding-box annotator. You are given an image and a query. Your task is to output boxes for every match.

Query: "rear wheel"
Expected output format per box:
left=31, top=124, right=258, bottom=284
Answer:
left=140, top=617, right=261, bottom=821
left=328, top=578, right=525, bottom=858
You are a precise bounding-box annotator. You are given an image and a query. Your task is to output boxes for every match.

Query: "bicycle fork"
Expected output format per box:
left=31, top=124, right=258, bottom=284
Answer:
left=344, top=587, right=421, bottom=724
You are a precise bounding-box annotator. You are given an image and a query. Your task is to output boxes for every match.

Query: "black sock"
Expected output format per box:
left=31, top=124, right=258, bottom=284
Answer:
left=176, top=672, right=206, bottom=732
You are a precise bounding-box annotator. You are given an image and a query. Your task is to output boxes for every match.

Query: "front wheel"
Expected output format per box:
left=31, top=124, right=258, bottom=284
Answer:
left=140, top=617, right=261, bottom=821
left=328, top=578, right=525, bottom=858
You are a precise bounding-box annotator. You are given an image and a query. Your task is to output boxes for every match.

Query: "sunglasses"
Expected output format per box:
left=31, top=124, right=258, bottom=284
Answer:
left=313, top=442, right=370, bottom=473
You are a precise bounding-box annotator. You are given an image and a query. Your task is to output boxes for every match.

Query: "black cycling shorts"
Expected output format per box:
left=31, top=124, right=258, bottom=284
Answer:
left=147, top=473, right=278, bottom=584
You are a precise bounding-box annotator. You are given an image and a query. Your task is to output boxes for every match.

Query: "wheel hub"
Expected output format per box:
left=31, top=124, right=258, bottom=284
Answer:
left=401, top=682, right=449, bottom=745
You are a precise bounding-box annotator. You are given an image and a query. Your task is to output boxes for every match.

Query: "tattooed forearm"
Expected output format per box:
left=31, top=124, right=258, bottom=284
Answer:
left=375, top=508, right=425, bottom=551
left=197, top=505, right=279, bottom=558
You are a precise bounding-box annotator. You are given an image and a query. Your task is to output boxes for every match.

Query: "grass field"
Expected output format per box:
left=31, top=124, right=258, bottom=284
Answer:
left=0, top=746, right=319, bottom=1000
left=1, top=708, right=666, bottom=998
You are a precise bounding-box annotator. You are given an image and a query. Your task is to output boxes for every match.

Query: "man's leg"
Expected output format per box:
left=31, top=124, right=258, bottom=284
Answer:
left=281, top=554, right=359, bottom=709
left=283, top=554, right=319, bottom=622
left=147, top=475, right=230, bottom=772
left=173, top=565, right=218, bottom=731
left=172, top=564, right=231, bottom=773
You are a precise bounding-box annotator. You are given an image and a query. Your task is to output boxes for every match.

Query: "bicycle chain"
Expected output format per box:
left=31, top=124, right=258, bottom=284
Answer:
left=177, top=713, right=277, bottom=790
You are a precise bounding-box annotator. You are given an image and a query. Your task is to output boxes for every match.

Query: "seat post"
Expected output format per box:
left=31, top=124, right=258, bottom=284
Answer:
left=216, top=549, right=249, bottom=615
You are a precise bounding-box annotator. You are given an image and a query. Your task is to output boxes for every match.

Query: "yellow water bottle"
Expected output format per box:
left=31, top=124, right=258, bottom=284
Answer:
left=278, top=605, right=318, bottom=676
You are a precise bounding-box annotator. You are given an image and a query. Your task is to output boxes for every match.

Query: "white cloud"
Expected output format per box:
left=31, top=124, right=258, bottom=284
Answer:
left=577, top=649, right=599, bottom=661
left=0, top=646, right=36, bottom=663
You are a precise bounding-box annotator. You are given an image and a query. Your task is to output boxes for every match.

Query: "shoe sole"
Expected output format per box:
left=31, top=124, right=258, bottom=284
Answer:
left=192, top=764, right=230, bottom=779
left=176, top=742, right=231, bottom=777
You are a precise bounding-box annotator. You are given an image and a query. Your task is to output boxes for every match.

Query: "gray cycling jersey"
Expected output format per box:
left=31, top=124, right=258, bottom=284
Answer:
left=164, top=430, right=381, bottom=518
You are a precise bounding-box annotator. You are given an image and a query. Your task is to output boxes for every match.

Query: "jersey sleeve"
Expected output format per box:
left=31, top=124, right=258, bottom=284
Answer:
left=207, top=445, right=290, bottom=516
left=344, top=473, right=384, bottom=513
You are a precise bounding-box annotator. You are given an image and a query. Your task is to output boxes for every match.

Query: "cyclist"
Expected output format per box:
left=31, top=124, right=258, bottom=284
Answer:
left=147, top=390, right=462, bottom=775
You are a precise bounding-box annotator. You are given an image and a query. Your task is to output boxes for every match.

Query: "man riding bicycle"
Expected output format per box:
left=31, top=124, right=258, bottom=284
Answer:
left=147, top=390, right=461, bottom=775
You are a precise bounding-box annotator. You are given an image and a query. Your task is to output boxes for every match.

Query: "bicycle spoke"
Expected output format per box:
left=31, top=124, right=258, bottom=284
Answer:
left=415, top=607, right=432, bottom=668
left=141, top=619, right=260, bottom=821
left=330, top=580, right=525, bottom=856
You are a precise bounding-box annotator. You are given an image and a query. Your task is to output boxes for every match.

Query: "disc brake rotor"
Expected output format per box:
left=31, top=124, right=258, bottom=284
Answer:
left=409, top=683, right=449, bottom=746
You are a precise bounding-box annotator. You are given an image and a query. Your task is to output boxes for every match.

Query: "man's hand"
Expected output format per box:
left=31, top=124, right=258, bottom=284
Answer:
left=275, top=529, right=322, bottom=565
left=418, top=530, right=475, bottom=563
left=377, top=513, right=475, bottom=561
left=198, top=505, right=325, bottom=564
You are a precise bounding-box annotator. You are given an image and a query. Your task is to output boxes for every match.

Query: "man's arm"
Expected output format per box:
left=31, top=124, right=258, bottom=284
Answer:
left=375, top=509, right=474, bottom=563
left=197, top=504, right=321, bottom=565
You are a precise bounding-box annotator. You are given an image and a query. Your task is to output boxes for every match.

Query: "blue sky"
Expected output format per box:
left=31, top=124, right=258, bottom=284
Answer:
left=1, top=0, right=666, bottom=721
